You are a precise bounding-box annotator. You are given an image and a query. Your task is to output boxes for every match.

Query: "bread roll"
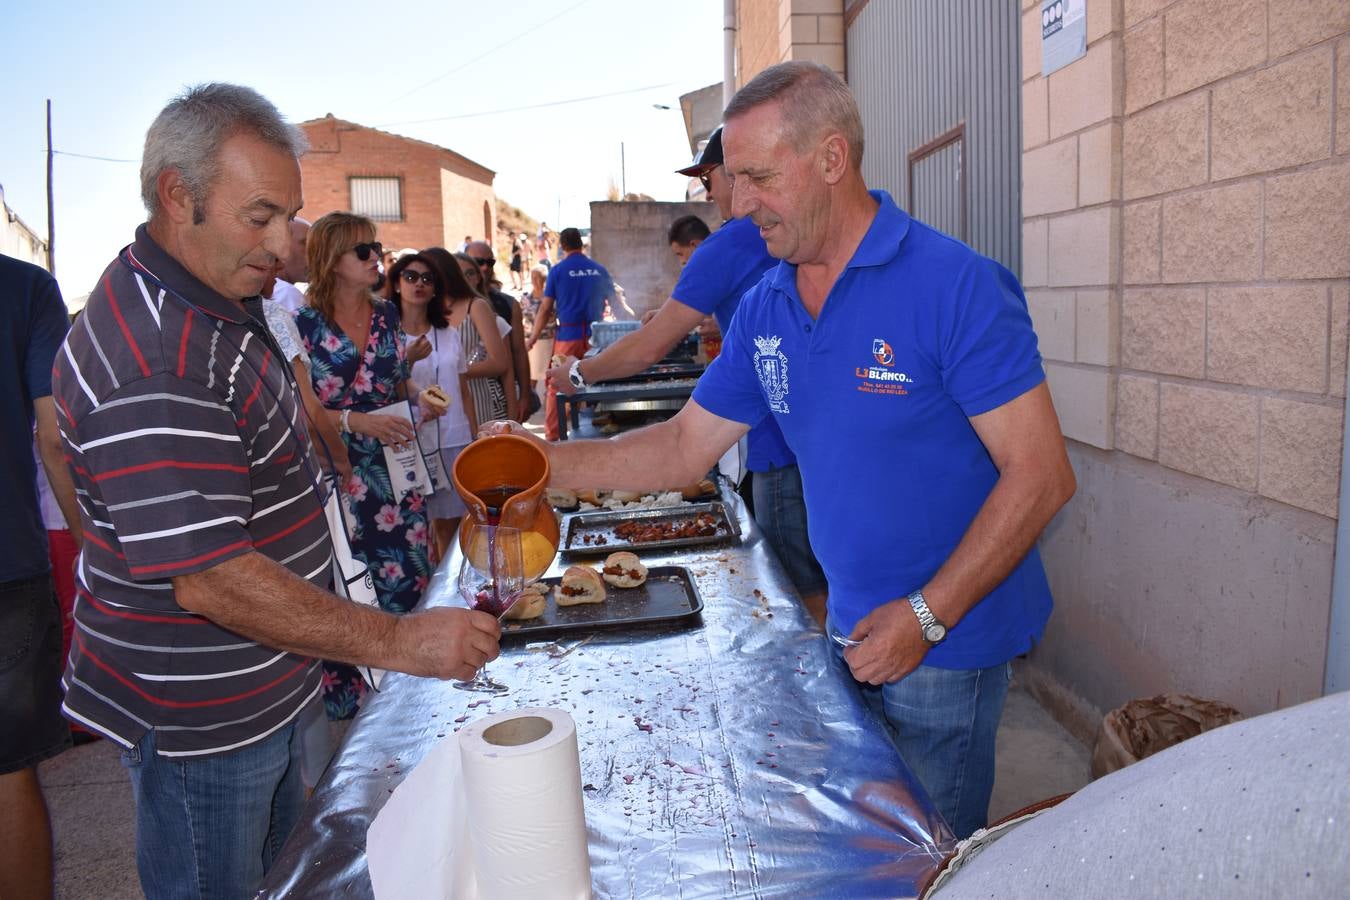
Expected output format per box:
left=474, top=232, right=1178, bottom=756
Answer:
left=609, top=490, right=642, bottom=503
left=554, top=566, right=607, bottom=606
left=575, top=489, right=604, bottom=506
left=601, top=551, right=648, bottom=588
left=503, top=590, right=546, bottom=621
left=419, top=384, right=450, bottom=413
left=546, top=487, right=578, bottom=509
left=680, top=479, right=716, bottom=500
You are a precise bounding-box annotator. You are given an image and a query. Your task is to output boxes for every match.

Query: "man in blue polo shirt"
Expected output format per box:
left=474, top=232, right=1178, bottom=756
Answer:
left=546, top=126, right=827, bottom=619
left=527, top=227, right=612, bottom=439
left=488, top=61, right=1075, bottom=839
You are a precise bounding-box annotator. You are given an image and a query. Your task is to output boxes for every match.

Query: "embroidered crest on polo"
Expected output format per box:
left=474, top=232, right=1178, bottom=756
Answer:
left=754, top=335, right=791, bottom=413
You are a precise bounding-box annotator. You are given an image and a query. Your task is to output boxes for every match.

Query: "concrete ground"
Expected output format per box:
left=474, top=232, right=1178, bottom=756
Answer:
left=40, top=663, right=1090, bottom=898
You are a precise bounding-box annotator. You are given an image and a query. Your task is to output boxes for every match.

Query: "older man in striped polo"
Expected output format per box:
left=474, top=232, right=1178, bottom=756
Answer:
left=53, top=84, right=500, bottom=899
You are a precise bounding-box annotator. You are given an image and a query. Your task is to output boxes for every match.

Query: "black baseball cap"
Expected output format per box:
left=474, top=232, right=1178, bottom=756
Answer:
left=675, top=126, right=723, bottom=177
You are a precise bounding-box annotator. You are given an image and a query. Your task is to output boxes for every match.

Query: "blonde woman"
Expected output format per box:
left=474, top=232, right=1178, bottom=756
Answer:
left=294, top=212, right=443, bottom=719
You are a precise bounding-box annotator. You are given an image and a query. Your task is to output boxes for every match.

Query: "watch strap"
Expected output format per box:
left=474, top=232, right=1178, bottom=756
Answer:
left=907, top=589, right=947, bottom=644
left=568, top=358, right=587, bottom=389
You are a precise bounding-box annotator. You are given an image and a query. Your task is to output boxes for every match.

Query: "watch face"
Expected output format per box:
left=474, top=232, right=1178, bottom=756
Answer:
left=924, top=623, right=947, bottom=644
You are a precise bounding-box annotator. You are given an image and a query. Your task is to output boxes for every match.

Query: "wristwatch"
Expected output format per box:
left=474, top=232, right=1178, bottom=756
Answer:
left=568, top=358, right=588, bottom=390
left=907, top=590, right=948, bottom=646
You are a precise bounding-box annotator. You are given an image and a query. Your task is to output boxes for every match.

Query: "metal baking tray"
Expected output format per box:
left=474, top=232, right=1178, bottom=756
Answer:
left=501, top=565, right=704, bottom=640
left=560, top=501, right=740, bottom=555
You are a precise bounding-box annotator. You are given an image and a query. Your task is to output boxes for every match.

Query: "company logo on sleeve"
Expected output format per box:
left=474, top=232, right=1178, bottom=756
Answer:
left=856, top=337, right=911, bottom=396
left=754, top=335, right=790, bottom=413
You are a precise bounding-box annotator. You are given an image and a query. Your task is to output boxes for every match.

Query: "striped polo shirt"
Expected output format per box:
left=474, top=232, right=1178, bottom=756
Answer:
left=52, top=225, right=332, bottom=758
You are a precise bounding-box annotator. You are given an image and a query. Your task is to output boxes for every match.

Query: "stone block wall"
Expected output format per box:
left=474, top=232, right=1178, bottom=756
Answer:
left=1023, top=0, right=1350, bottom=718
left=1115, top=0, right=1349, bottom=518
left=588, top=201, right=723, bottom=317
left=736, top=0, right=846, bottom=87
left=1022, top=0, right=1349, bottom=517
left=1021, top=0, right=1123, bottom=453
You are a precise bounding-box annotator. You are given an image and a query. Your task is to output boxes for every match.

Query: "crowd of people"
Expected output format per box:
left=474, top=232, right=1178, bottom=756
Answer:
left=2, top=60, right=1076, bottom=900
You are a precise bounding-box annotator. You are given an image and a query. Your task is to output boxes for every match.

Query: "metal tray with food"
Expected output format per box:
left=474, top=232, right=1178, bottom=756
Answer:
left=560, top=501, right=740, bottom=555
left=501, top=565, right=704, bottom=640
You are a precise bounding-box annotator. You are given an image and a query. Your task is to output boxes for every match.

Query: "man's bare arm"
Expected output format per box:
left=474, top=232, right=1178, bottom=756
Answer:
left=846, top=382, right=1076, bottom=684
left=507, top=297, right=531, bottom=420
left=924, top=381, right=1074, bottom=622
left=173, top=551, right=500, bottom=680
left=549, top=299, right=703, bottom=395
left=526, top=296, right=555, bottom=349
left=488, top=399, right=748, bottom=492
left=34, top=396, right=83, bottom=546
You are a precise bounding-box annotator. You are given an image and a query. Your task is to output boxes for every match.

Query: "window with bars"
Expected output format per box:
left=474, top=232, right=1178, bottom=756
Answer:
left=349, top=176, right=403, bottom=222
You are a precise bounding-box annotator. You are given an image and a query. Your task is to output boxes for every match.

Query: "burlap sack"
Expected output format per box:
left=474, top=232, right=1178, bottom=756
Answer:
left=1090, top=693, right=1241, bottom=779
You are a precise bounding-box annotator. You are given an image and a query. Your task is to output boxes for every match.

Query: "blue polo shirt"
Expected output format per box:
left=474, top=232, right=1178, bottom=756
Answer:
left=693, top=192, right=1052, bottom=669
left=544, top=252, right=611, bottom=342
left=672, top=216, right=794, bottom=472
left=1, top=254, right=70, bottom=583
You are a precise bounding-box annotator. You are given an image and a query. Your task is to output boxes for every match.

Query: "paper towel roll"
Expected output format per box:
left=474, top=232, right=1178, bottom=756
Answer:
left=458, top=707, right=593, bottom=899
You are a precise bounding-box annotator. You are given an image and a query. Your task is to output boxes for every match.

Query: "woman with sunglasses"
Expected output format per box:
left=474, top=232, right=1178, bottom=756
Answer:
left=295, top=212, right=445, bottom=721
left=388, top=252, right=493, bottom=558
left=437, top=248, right=514, bottom=423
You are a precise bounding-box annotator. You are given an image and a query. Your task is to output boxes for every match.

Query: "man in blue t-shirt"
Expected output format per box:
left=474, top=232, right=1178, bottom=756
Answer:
left=545, top=126, right=827, bottom=619
left=527, top=227, right=612, bottom=439
left=487, top=62, right=1075, bottom=840
left=0, top=253, right=78, bottom=898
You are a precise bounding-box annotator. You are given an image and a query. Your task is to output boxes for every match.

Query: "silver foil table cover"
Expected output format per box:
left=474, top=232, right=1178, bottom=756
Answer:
left=261, top=497, right=954, bottom=898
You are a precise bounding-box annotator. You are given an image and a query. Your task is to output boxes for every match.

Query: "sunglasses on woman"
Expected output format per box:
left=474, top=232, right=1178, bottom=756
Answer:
left=400, top=269, right=435, bottom=286
left=353, top=241, right=384, bottom=261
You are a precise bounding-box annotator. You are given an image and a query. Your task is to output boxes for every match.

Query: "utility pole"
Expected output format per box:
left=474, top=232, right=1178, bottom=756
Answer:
left=46, top=99, right=55, bottom=276
left=620, top=142, right=626, bottom=199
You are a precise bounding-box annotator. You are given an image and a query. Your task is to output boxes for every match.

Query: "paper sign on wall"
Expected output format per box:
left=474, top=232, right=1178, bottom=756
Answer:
left=1041, top=0, right=1087, bottom=76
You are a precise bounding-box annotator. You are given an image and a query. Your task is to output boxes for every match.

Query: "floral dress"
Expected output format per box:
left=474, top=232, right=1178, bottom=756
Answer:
left=295, top=298, right=432, bottom=720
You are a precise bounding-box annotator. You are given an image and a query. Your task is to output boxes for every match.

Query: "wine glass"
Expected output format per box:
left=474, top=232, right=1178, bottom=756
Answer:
left=453, top=523, right=527, bottom=694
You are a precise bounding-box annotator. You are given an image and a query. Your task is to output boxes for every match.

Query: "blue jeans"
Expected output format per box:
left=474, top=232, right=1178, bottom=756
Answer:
left=751, top=464, right=827, bottom=597
left=121, top=724, right=303, bottom=899
left=828, top=623, right=1011, bottom=840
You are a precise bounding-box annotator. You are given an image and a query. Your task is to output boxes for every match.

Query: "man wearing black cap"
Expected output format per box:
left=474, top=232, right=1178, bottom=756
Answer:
left=546, top=127, right=827, bottom=622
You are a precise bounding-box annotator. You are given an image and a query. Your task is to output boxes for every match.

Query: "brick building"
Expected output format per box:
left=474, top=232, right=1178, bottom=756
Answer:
left=297, top=115, right=496, bottom=251
left=731, top=0, right=1350, bottom=725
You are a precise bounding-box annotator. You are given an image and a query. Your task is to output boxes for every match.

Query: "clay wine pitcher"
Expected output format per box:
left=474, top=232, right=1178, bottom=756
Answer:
left=451, top=434, right=559, bottom=581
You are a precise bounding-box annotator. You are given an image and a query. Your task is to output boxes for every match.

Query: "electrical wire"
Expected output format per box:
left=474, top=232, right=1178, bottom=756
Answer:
left=386, top=0, right=596, bottom=104
left=51, top=150, right=138, bottom=163
left=377, top=81, right=675, bottom=128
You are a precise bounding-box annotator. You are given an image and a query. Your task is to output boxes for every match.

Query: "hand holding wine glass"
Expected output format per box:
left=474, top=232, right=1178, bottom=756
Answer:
left=453, top=523, right=529, bottom=693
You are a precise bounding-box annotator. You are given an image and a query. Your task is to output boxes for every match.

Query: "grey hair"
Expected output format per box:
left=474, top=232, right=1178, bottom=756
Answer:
left=140, top=83, right=308, bottom=221
left=723, top=61, right=864, bottom=168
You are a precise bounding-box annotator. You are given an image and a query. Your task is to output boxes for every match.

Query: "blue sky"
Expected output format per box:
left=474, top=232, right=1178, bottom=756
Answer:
left=0, top=0, right=724, bottom=301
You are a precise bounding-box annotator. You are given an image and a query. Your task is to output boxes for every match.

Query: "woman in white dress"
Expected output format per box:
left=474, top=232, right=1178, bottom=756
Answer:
left=389, top=252, right=499, bottom=557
